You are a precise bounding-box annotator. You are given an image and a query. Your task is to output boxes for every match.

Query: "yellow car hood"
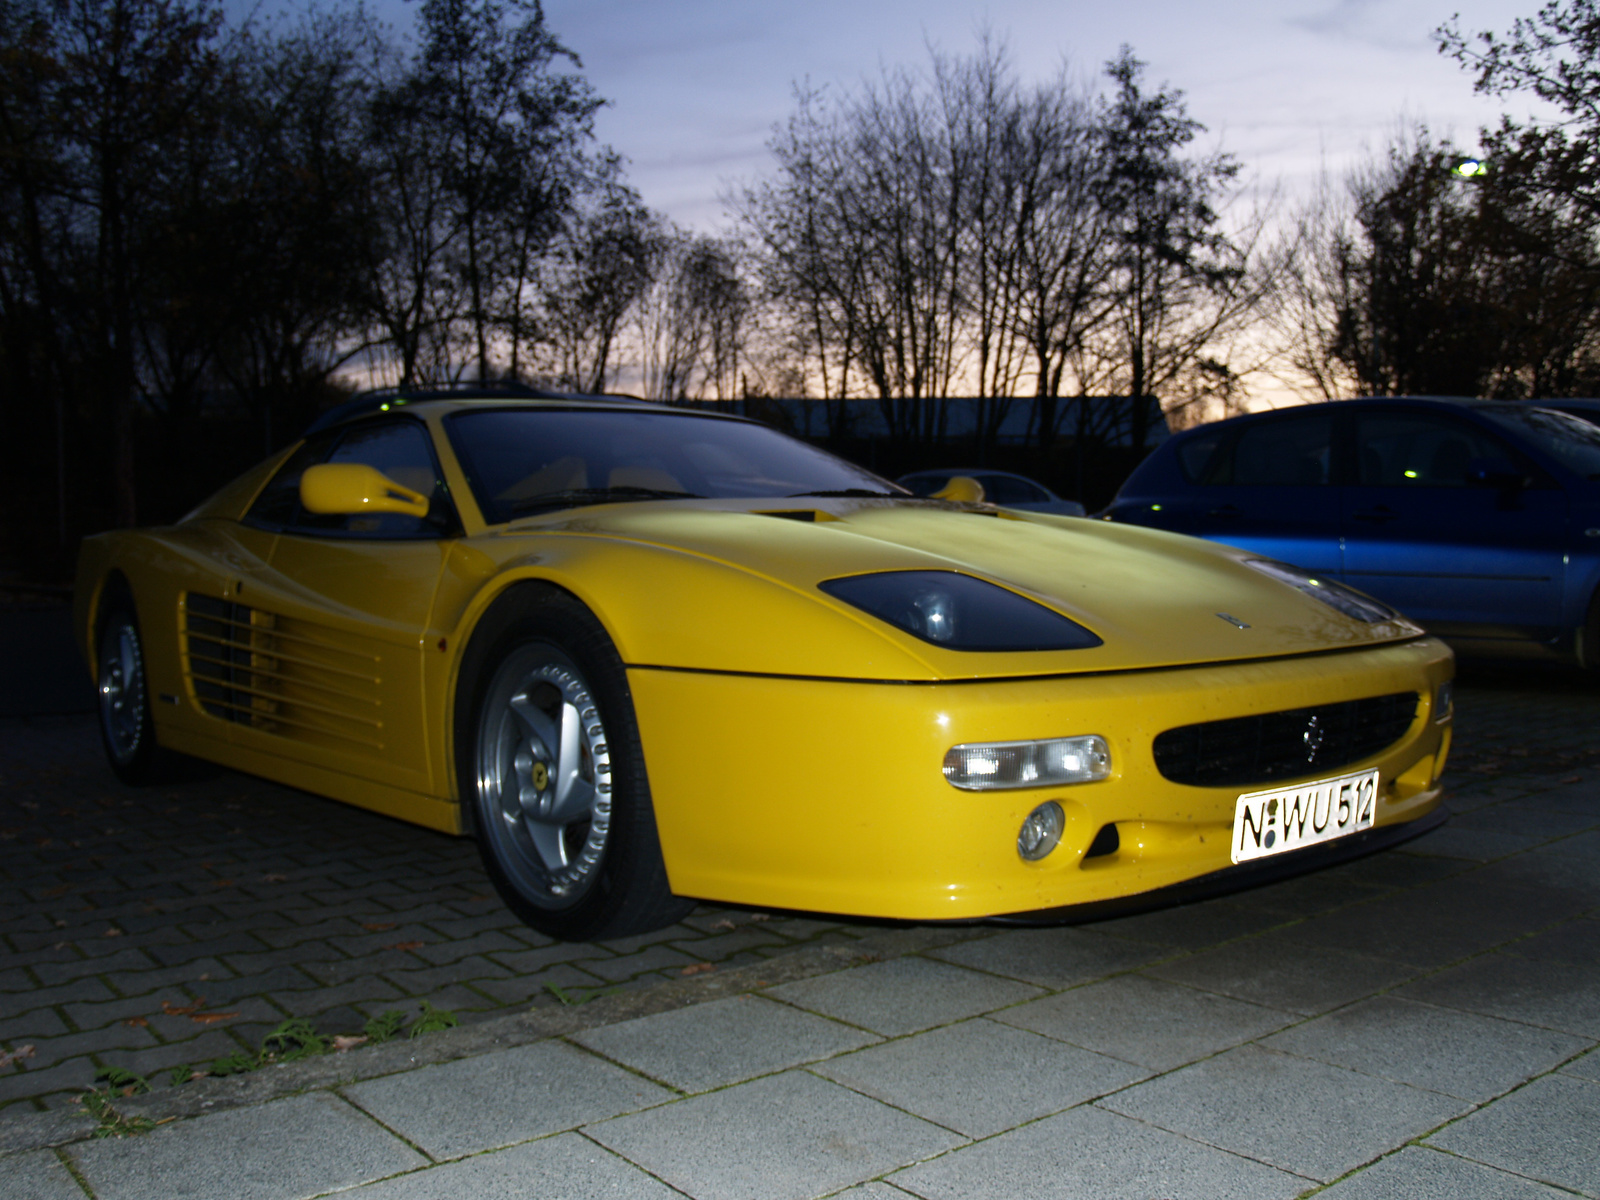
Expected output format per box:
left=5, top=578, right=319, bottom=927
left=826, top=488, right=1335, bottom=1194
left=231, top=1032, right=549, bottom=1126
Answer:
left=497, top=497, right=1421, bottom=681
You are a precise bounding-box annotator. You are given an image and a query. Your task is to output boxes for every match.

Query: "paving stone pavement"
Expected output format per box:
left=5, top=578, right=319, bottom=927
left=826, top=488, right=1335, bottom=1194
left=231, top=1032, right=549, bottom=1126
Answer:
left=0, top=658, right=1595, bottom=1199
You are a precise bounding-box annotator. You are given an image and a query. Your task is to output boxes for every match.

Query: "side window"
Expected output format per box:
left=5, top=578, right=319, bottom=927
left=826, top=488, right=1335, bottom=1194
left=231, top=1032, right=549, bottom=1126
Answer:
left=977, top=475, right=1048, bottom=504
left=1176, top=429, right=1227, bottom=483
left=1356, top=412, right=1512, bottom=487
left=1214, top=413, right=1334, bottom=486
left=246, top=420, right=454, bottom=539
left=245, top=432, right=339, bottom=528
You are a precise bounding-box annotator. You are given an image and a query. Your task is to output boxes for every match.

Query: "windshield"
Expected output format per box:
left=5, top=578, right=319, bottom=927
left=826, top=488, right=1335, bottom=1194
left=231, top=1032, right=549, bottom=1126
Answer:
left=1480, top=404, right=1600, bottom=481
left=446, top=407, right=900, bottom=524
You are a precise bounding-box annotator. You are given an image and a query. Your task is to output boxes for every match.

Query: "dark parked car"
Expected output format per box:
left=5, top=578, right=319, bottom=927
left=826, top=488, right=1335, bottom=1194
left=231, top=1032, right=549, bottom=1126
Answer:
left=1539, top=398, right=1600, bottom=428
left=1105, top=397, right=1600, bottom=666
left=896, top=469, right=1086, bottom=516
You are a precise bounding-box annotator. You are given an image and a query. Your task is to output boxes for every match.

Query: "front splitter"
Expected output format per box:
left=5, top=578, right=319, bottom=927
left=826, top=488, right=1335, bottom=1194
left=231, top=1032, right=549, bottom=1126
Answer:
left=993, top=805, right=1450, bottom=927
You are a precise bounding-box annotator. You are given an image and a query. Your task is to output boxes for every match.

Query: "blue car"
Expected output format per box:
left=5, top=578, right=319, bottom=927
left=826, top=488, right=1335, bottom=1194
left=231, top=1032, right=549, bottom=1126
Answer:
left=1105, top=397, right=1600, bottom=666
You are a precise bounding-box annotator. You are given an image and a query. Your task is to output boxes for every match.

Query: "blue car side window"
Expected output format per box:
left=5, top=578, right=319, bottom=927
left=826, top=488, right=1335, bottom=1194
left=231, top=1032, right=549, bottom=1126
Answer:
left=1210, top=414, right=1334, bottom=487
left=1356, top=414, right=1510, bottom=487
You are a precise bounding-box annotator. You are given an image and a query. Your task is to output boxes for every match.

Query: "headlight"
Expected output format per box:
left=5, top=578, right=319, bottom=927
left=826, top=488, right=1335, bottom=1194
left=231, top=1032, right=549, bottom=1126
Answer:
left=820, top=571, right=1102, bottom=651
left=943, top=735, right=1111, bottom=790
left=1245, top=560, right=1399, bottom=624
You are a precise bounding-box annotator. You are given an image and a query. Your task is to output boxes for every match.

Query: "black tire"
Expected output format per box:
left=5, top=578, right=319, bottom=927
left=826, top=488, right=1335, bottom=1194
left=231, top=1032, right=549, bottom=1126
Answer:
left=96, top=598, right=176, bottom=786
left=455, top=585, right=693, bottom=941
left=1583, top=586, right=1600, bottom=670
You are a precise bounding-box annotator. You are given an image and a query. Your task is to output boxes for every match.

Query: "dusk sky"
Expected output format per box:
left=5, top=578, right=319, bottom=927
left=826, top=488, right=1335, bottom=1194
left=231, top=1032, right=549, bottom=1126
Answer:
left=525, top=0, right=1547, bottom=232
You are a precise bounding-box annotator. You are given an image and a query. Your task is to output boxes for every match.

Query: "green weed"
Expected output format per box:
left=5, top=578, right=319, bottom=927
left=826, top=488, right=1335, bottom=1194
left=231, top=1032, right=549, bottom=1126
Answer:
left=363, top=1010, right=407, bottom=1044
left=409, top=1000, right=459, bottom=1037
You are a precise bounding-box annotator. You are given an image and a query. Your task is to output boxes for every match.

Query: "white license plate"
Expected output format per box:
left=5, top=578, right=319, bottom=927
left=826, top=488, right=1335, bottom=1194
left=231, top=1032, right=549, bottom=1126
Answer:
left=1231, top=769, right=1379, bottom=864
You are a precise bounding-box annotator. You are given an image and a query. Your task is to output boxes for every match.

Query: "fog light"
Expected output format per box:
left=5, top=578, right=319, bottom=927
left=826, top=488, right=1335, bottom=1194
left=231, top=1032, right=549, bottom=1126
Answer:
left=1018, top=802, right=1065, bottom=861
left=1434, top=680, right=1453, bottom=723
left=943, top=735, right=1110, bottom=790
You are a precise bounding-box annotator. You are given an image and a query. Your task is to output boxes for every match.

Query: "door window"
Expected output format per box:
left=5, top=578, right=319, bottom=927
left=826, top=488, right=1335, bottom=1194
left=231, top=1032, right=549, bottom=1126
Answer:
left=1355, top=412, right=1513, bottom=487
left=1195, top=413, right=1334, bottom=487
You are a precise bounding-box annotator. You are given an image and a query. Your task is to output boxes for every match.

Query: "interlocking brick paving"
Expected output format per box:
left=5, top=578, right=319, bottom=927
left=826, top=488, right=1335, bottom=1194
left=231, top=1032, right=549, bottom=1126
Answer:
left=0, top=717, right=878, bottom=1111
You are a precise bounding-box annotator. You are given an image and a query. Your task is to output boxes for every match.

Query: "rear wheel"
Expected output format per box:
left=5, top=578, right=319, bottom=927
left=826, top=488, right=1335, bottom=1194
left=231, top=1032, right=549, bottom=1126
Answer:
left=457, top=587, right=691, bottom=941
left=96, top=602, right=173, bottom=786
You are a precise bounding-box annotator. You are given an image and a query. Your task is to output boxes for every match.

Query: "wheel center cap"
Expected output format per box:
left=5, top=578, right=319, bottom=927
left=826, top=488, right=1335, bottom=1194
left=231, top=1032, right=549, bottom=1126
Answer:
left=530, top=761, right=550, bottom=791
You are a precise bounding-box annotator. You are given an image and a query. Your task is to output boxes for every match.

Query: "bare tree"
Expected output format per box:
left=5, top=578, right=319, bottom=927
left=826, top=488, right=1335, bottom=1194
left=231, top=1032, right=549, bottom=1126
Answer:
left=634, top=230, right=748, bottom=401
left=537, top=167, right=659, bottom=391
left=1078, top=48, right=1260, bottom=440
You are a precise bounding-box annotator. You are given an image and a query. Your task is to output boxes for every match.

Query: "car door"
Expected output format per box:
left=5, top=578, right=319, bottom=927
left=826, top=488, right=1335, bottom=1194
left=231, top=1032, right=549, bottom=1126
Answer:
left=1340, top=406, right=1567, bottom=639
left=200, top=418, right=459, bottom=795
left=1162, top=409, right=1343, bottom=575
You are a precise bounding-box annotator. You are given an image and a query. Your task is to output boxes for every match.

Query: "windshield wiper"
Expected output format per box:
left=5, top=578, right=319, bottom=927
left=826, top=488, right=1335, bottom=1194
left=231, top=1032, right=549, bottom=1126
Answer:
left=508, top=486, right=703, bottom=516
left=785, top=488, right=899, bottom=498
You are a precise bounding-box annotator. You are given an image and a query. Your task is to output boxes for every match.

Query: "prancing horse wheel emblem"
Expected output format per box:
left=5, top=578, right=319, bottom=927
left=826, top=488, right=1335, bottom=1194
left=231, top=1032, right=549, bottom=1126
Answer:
left=1303, top=714, right=1325, bottom=762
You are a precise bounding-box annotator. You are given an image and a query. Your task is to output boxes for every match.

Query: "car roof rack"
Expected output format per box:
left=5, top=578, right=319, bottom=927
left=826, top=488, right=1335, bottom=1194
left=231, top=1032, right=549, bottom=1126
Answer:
left=303, top=381, right=599, bottom=435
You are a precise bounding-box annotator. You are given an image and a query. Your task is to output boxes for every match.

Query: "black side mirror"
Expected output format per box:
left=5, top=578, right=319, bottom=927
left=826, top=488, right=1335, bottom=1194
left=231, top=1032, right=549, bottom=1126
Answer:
left=1466, top=456, right=1526, bottom=489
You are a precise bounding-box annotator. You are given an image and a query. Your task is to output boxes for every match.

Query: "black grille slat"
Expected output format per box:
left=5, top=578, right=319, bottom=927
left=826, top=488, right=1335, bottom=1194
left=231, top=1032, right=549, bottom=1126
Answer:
left=185, top=593, right=255, bottom=722
left=1153, top=692, right=1419, bottom=788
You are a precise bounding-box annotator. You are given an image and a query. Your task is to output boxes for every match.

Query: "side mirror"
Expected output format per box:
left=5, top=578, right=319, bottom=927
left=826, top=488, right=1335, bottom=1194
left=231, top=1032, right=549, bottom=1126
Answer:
left=300, top=463, right=429, bottom=517
left=1465, top=457, right=1526, bottom=490
left=931, top=475, right=986, bottom=504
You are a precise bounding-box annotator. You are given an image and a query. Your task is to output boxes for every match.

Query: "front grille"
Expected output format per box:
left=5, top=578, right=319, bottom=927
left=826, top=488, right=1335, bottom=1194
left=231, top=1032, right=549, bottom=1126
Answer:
left=1152, top=692, right=1419, bottom=788
left=183, top=593, right=384, bottom=750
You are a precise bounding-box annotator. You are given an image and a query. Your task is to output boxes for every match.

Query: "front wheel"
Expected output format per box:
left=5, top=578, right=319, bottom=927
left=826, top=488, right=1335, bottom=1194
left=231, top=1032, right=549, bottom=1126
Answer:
left=457, top=587, right=692, bottom=941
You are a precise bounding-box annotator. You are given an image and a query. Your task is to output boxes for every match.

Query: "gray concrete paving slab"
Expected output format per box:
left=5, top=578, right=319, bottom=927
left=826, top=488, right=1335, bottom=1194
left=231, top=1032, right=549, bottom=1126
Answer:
left=1142, top=928, right=1420, bottom=1014
left=1453, top=803, right=1599, bottom=838
left=1261, top=995, right=1594, bottom=1101
left=341, top=1040, right=673, bottom=1161
left=810, top=1016, right=1148, bottom=1138
left=765, top=956, right=1042, bottom=1037
left=991, top=972, right=1296, bottom=1070
left=1425, top=1074, right=1600, bottom=1197
left=1405, top=825, right=1545, bottom=860
left=826, top=1185, right=917, bottom=1199
left=923, top=925, right=1163, bottom=989
left=1316, top=1145, right=1574, bottom=1199
left=571, top=993, right=878, bottom=1093
left=66, top=1092, right=426, bottom=1200
left=1502, top=916, right=1600, bottom=964
left=336, top=1132, right=684, bottom=1200
left=888, top=1101, right=1306, bottom=1200
left=1099, top=1044, right=1469, bottom=1183
left=1566, top=1047, right=1600, bottom=1082
left=1396, top=949, right=1600, bottom=1037
left=1081, top=895, right=1288, bottom=946
left=585, top=1070, right=963, bottom=1200
left=3, top=1149, right=87, bottom=1200
left=1288, top=873, right=1586, bottom=966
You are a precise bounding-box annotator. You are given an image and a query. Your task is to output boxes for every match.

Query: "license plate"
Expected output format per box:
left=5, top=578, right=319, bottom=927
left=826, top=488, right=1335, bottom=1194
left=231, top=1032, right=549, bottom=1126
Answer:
left=1231, top=769, right=1379, bottom=864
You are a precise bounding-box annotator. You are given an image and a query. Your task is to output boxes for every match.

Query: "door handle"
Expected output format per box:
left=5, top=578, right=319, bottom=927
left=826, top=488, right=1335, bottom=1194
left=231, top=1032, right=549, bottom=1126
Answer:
left=1352, top=506, right=1398, bottom=523
left=1207, top=505, right=1242, bottom=519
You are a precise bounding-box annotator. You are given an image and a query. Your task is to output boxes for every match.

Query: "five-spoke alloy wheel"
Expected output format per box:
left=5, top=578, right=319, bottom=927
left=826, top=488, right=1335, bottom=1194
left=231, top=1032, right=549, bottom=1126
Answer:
left=457, top=585, right=690, bottom=941
left=95, top=601, right=170, bottom=785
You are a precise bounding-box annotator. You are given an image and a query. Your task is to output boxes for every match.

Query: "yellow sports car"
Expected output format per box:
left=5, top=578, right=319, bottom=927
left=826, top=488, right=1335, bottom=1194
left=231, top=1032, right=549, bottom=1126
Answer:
left=74, top=389, right=1454, bottom=940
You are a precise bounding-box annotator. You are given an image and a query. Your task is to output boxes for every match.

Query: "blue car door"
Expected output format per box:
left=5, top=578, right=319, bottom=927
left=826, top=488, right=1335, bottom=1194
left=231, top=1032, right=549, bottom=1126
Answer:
left=1340, top=407, right=1567, bottom=641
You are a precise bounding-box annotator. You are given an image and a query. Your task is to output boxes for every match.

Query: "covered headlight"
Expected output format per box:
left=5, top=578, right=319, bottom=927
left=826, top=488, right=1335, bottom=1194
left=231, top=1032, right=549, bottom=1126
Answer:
left=820, top=571, right=1102, bottom=651
left=943, top=735, right=1111, bottom=790
left=1245, top=560, right=1399, bottom=624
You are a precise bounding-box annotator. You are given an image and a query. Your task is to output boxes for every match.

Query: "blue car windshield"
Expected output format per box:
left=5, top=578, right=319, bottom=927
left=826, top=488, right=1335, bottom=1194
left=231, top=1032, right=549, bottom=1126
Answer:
left=447, top=407, right=900, bottom=523
left=1481, top=405, right=1600, bottom=480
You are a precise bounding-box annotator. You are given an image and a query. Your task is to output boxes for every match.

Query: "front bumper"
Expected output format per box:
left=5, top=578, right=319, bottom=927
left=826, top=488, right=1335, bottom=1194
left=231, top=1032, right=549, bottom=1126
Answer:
left=630, top=636, right=1454, bottom=921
